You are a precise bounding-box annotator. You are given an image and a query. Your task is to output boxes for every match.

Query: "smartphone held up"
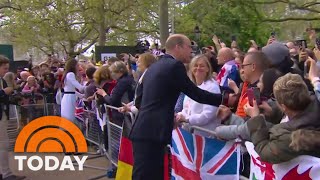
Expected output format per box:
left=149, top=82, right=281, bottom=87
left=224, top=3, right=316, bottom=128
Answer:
left=247, top=87, right=263, bottom=106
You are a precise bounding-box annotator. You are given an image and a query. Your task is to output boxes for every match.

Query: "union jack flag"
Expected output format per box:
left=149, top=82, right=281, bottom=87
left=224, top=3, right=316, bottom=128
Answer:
left=171, top=128, right=240, bottom=180
left=75, top=98, right=85, bottom=122
left=216, top=60, right=240, bottom=89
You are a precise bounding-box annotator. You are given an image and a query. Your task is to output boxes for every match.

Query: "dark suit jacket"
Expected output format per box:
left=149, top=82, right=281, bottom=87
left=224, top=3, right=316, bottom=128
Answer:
left=0, top=78, right=10, bottom=120
left=129, top=54, right=222, bottom=144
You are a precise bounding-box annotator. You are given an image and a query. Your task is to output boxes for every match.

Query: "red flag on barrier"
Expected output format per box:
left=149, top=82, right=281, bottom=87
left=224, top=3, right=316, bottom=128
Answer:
left=116, top=114, right=170, bottom=180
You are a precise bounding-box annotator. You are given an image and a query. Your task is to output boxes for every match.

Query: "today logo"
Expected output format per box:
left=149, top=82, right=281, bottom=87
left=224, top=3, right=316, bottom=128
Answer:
left=14, top=116, right=88, bottom=171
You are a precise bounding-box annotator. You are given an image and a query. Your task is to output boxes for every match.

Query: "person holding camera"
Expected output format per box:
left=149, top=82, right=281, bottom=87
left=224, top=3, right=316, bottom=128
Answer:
left=0, top=55, right=25, bottom=180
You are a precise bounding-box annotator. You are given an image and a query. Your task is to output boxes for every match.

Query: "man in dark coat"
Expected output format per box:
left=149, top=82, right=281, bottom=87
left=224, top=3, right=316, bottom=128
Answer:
left=129, top=34, right=225, bottom=180
left=0, top=55, right=25, bottom=180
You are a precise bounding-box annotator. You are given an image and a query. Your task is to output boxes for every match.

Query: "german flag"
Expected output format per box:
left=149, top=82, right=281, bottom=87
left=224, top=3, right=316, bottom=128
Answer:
left=116, top=114, right=133, bottom=180
left=115, top=114, right=170, bottom=180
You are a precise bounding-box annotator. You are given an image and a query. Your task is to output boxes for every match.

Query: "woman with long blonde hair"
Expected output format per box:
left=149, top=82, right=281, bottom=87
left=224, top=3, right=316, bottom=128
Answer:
left=119, top=53, right=157, bottom=115
left=176, top=55, right=221, bottom=137
left=3, top=72, right=17, bottom=89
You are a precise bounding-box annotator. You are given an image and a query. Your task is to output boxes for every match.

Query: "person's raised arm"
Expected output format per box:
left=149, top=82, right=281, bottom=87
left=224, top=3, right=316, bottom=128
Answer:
left=212, top=35, right=222, bottom=52
left=307, top=57, right=320, bottom=101
left=67, top=72, right=85, bottom=92
left=103, top=80, right=130, bottom=106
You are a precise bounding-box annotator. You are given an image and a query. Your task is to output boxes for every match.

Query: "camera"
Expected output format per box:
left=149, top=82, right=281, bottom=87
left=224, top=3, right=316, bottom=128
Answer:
left=136, top=40, right=150, bottom=53
left=295, top=38, right=308, bottom=49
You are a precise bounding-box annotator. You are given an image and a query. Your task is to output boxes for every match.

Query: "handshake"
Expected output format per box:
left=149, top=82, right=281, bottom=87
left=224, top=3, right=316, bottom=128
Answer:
left=118, top=103, right=132, bottom=113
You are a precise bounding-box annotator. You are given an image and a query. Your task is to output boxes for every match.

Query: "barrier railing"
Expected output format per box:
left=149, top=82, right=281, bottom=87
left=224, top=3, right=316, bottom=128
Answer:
left=177, top=123, right=249, bottom=180
left=7, top=93, right=60, bottom=151
left=72, top=103, right=132, bottom=180
left=104, top=105, right=127, bottom=167
left=7, top=105, right=20, bottom=151
left=73, top=107, right=111, bottom=180
left=188, top=124, right=217, bottom=138
left=7, top=96, right=251, bottom=180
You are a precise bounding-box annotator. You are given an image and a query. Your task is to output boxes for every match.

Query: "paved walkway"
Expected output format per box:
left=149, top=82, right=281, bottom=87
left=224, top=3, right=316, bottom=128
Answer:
left=8, top=152, right=113, bottom=180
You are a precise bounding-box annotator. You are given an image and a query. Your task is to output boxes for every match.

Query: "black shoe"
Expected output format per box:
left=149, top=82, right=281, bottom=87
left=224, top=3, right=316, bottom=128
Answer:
left=3, top=175, right=26, bottom=180
left=0, top=174, right=2, bottom=180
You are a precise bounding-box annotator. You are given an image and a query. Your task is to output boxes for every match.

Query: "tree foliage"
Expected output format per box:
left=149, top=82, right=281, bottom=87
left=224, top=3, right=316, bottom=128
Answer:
left=0, top=0, right=159, bottom=57
left=174, top=0, right=275, bottom=50
left=1, top=0, right=320, bottom=57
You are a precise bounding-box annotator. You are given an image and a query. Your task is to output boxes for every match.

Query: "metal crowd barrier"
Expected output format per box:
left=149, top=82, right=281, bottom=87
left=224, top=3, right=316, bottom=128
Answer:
left=7, top=93, right=60, bottom=151
left=188, top=124, right=217, bottom=138
left=73, top=106, right=107, bottom=170
left=181, top=123, right=249, bottom=180
left=82, top=110, right=105, bottom=149
left=7, top=105, right=20, bottom=151
left=71, top=103, right=131, bottom=180
left=104, top=105, right=127, bottom=167
left=78, top=104, right=134, bottom=180
left=18, top=93, right=60, bottom=124
left=19, top=93, right=46, bottom=125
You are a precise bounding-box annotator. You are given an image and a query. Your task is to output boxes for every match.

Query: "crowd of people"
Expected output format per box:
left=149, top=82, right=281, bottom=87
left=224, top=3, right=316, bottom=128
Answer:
left=0, top=50, right=157, bottom=179
left=0, top=30, right=320, bottom=180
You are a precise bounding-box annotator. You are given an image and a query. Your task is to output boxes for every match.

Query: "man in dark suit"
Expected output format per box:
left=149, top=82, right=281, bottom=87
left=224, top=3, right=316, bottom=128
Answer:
left=0, top=55, right=25, bottom=180
left=129, top=34, right=225, bottom=180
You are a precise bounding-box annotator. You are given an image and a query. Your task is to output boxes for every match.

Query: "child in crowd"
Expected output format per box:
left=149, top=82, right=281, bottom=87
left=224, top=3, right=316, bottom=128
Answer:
left=22, top=76, right=40, bottom=93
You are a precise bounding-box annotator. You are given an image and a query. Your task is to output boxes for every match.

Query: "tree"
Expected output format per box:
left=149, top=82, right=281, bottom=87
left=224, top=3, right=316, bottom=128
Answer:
left=249, top=0, right=320, bottom=22
left=0, top=0, right=161, bottom=58
left=1, top=0, right=100, bottom=57
left=159, top=0, right=169, bottom=47
left=174, top=0, right=275, bottom=50
left=240, top=0, right=320, bottom=41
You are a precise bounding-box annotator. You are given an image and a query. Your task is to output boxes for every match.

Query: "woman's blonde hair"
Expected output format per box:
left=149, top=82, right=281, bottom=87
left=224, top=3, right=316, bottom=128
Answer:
left=109, top=61, right=128, bottom=74
left=189, top=55, right=213, bottom=84
left=93, top=65, right=112, bottom=85
left=3, top=72, right=17, bottom=89
left=273, top=73, right=311, bottom=111
left=138, top=53, right=157, bottom=69
left=27, top=76, right=36, bottom=82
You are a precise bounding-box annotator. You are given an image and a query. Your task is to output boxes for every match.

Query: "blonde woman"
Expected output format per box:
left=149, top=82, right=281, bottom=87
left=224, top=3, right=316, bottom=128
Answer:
left=3, top=72, right=17, bottom=89
left=176, top=55, right=221, bottom=137
left=119, top=53, right=157, bottom=115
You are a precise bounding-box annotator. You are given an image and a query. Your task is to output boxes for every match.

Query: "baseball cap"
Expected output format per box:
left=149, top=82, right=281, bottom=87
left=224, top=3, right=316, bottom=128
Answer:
left=262, top=42, right=290, bottom=66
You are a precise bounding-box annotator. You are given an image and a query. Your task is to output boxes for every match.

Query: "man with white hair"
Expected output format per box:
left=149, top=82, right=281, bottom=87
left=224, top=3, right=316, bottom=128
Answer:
left=216, top=47, right=241, bottom=91
left=17, top=71, right=30, bottom=91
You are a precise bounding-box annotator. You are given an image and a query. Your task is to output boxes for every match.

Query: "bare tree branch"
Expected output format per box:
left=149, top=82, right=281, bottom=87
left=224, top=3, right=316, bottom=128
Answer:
left=262, top=17, right=320, bottom=22
left=111, top=25, right=159, bottom=34
left=251, top=0, right=288, bottom=5
left=0, top=1, right=22, bottom=10
left=76, top=36, right=99, bottom=54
